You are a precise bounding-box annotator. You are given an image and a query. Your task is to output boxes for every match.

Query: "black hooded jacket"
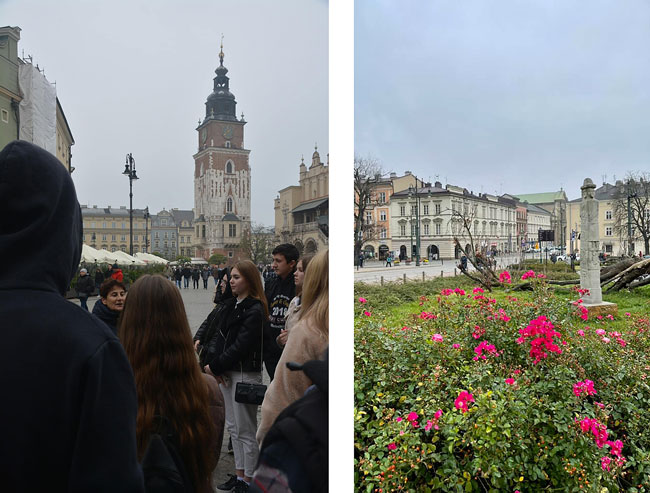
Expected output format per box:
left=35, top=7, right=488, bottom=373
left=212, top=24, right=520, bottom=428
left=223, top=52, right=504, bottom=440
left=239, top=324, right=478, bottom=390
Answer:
left=0, top=141, right=144, bottom=492
left=206, top=297, right=265, bottom=375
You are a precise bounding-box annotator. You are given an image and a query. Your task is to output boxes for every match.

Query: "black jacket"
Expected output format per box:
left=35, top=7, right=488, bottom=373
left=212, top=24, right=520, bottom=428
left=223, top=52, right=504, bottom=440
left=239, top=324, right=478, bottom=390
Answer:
left=264, top=274, right=295, bottom=333
left=92, top=299, right=120, bottom=335
left=207, top=297, right=264, bottom=375
left=0, top=141, right=144, bottom=492
left=76, top=274, right=94, bottom=296
left=194, top=300, right=230, bottom=368
left=191, top=269, right=200, bottom=280
left=264, top=274, right=296, bottom=356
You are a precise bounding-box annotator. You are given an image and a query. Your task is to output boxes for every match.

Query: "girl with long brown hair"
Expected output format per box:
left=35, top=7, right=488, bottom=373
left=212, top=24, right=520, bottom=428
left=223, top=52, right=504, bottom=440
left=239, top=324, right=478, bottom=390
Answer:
left=119, top=274, right=224, bottom=493
left=204, top=260, right=268, bottom=493
left=256, top=249, right=328, bottom=445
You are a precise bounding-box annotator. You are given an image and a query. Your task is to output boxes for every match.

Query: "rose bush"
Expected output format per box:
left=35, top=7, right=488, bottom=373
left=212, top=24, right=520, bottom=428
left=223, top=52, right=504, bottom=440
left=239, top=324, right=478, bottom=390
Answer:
left=355, top=274, right=650, bottom=492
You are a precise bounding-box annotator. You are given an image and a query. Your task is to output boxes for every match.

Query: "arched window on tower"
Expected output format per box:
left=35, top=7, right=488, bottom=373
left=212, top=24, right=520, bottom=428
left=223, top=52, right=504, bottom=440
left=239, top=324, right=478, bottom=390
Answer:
left=227, top=197, right=233, bottom=213
left=226, top=161, right=234, bottom=174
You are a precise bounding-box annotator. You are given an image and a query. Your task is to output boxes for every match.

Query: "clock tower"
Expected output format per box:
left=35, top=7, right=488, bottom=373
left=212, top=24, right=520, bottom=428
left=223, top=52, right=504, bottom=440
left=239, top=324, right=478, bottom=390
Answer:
left=193, top=42, right=251, bottom=261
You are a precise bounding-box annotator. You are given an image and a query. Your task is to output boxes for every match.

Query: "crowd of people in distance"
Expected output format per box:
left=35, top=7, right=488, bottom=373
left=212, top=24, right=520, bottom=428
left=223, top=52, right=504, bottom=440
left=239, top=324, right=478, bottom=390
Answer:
left=0, top=140, right=327, bottom=493
left=171, top=264, right=215, bottom=289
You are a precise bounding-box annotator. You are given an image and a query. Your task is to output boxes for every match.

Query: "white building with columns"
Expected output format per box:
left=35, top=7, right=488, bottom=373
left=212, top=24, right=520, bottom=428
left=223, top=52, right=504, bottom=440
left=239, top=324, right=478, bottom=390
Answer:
left=388, top=181, right=518, bottom=260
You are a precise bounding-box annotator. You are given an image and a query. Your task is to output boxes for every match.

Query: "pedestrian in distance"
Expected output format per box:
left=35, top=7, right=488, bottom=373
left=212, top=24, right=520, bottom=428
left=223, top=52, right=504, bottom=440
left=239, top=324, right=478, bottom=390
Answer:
left=174, top=267, right=183, bottom=288
left=120, top=275, right=224, bottom=493
left=92, top=278, right=127, bottom=335
left=201, top=265, right=211, bottom=289
left=76, top=268, right=95, bottom=311
left=110, top=262, right=124, bottom=282
left=386, top=254, right=392, bottom=267
left=257, top=249, right=328, bottom=445
left=94, top=267, right=104, bottom=293
left=276, top=254, right=313, bottom=348
left=264, top=243, right=299, bottom=381
left=182, top=264, right=192, bottom=289
left=0, top=140, right=144, bottom=491
left=192, top=266, right=201, bottom=289
left=204, top=260, right=268, bottom=493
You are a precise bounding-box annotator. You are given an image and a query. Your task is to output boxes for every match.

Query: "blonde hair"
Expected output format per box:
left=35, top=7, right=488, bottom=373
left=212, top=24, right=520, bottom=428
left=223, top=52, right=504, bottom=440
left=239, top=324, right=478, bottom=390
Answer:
left=299, top=249, right=328, bottom=337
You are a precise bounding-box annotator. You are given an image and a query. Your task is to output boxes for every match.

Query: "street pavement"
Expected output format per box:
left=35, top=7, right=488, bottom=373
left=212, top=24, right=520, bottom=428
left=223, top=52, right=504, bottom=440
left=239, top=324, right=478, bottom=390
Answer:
left=354, top=254, right=523, bottom=284
left=70, top=281, right=269, bottom=488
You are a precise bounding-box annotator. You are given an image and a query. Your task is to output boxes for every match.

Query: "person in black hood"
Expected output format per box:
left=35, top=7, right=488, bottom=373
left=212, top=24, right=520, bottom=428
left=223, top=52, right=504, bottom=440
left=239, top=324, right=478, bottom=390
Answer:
left=0, top=141, right=144, bottom=492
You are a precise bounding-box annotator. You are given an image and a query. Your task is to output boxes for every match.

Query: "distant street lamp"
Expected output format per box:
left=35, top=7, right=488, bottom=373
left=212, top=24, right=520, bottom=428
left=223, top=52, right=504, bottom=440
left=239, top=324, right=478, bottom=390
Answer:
left=627, top=180, right=638, bottom=256
left=144, top=206, right=150, bottom=253
left=408, top=177, right=431, bottom=266
left=123, top=153, right=139, bottom=255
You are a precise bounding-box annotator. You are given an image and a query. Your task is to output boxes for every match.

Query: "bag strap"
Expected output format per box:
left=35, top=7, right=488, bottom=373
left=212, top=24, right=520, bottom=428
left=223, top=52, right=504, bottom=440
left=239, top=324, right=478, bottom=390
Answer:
left=240, top=303, right=264, bottom=383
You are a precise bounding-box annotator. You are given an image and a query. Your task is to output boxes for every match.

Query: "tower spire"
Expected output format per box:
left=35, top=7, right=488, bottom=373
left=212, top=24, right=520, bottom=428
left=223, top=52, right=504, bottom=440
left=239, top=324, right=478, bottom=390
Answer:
left=219, top=34, right=224, bottom=66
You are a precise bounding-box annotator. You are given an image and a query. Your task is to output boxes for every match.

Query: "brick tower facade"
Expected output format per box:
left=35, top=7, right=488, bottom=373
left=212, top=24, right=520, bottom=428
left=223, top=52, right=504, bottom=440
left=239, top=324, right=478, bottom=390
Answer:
left=193, top=42, right=251, bottom=261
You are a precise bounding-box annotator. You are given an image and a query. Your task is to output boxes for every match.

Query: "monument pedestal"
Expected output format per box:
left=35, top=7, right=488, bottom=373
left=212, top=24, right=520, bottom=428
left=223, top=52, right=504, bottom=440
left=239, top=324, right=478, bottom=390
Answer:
left=582, top=301, right=618, bottom=318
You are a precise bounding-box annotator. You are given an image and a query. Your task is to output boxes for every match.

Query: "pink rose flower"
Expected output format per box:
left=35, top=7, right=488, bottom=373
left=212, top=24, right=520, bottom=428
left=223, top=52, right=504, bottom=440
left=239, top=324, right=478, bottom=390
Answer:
left=358, top=297, right=367, bottom=304
left=432, top=333, right=443, bottom=342
left=505, top=378, right=515, bottom=385
left=388, top=442, right=397, bottom=451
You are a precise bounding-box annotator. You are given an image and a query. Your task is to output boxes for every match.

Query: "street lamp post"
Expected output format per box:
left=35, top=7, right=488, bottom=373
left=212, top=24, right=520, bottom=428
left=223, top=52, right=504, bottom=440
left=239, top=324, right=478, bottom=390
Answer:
left=408, top=184, right=421, bottom=266
left=123, top=153, right=139, bottom=255
left=627, top=180, right=637, bottom=256
left=144, top=206, right=150, bottom=253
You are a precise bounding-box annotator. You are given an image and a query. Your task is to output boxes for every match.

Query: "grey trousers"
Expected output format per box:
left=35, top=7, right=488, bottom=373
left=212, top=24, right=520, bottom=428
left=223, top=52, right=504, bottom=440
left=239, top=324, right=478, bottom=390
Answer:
left=220, top=370, right=262, bottom=477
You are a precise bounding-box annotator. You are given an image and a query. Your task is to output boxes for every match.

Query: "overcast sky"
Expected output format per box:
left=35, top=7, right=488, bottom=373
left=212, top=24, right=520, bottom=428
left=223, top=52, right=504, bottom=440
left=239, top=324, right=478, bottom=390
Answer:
left=2, top=0, right=328, bottom=226
left=355, top=0, right=650, bottom=199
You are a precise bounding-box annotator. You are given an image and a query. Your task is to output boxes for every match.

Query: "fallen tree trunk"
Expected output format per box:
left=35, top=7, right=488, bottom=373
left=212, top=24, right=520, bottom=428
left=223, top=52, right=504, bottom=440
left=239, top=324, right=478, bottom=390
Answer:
left=604, top=258, right=650, bottom=292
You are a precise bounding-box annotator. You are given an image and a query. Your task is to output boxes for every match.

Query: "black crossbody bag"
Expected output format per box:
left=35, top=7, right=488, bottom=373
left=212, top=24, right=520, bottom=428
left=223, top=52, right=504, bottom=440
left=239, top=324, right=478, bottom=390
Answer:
left=234, top=317, right=266, bottom=405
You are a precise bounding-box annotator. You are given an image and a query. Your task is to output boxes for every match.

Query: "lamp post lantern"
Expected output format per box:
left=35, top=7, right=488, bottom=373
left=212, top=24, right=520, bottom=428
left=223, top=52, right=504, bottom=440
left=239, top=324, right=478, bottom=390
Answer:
left=144, top=206, right=150, bottom=253
left=123, top=153, right=139, bottom=255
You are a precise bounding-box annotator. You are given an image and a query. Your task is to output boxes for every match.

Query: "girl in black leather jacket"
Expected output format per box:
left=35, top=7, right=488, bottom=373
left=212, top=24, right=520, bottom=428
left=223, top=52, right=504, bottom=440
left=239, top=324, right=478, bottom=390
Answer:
left=204, top=260, right=269, bottom=490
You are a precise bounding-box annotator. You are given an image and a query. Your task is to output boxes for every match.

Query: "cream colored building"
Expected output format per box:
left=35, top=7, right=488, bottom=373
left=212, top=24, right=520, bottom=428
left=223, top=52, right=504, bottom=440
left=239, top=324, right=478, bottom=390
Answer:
left=566, top=182, right=634, bottom=257
left=274, top=146, right=328, bottom=254
left=81, top=205, right=149, bottom=254
left=389, top=181, right=517, bottom=260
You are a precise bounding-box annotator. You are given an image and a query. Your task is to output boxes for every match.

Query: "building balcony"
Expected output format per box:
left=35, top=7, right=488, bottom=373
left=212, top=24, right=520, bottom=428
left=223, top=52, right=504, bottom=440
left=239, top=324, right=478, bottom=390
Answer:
left=292, top=221, right=321, bottom=234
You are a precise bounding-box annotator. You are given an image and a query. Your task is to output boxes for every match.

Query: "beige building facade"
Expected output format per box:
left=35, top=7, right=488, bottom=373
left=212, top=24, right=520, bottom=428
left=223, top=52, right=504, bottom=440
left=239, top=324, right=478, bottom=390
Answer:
left=389, top=182, right=518, bottom=261
left=566, top=182, right=633, bottom=257
left=81, top=206, right=149, bottom=254
left=274, top=147, right=328, bottom=254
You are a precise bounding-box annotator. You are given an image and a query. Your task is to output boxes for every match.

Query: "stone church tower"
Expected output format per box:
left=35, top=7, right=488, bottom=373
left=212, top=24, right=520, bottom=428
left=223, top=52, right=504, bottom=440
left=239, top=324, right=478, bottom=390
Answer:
left=193, top=43, right=251, bottom=261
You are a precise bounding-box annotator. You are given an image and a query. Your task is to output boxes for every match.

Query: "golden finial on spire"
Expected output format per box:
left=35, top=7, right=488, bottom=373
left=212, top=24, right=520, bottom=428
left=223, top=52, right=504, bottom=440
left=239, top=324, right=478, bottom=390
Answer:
left=219, top=34, right=225, bottom=66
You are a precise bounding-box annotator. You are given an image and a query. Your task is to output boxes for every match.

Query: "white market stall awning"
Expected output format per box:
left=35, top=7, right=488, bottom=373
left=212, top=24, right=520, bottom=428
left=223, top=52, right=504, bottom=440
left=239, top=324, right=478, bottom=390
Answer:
left=134, top=252, right=169, bottom=265
left=80, top=244, right=102, bottom=263
left=96, top=249, right=146, bottom=266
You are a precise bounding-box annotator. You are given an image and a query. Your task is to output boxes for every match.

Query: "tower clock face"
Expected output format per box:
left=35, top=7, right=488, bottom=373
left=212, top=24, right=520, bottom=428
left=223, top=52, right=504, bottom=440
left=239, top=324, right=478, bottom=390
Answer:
left=201, top=128, right=207, bottom=143
left=222, top=124, right=234, bottom=140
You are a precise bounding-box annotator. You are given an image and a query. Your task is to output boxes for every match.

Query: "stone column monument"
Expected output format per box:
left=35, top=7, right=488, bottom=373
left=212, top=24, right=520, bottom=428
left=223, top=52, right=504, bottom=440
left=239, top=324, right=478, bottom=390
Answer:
left=579, top=178, right=617, bottom=315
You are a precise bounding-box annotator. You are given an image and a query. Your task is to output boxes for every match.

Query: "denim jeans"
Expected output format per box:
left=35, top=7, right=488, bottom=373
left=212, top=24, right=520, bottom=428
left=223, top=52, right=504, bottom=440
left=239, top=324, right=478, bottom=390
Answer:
left=79, top=296, right=89, bottom=311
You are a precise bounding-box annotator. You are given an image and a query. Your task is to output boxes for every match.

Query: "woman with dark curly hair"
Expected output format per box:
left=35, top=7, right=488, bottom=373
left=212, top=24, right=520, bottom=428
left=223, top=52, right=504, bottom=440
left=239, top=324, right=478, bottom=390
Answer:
left=120, top=274, right=224, bottom=493
left=204, top=260, right=268, bottom=493
left=92, top=278, right=126, bottom=334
